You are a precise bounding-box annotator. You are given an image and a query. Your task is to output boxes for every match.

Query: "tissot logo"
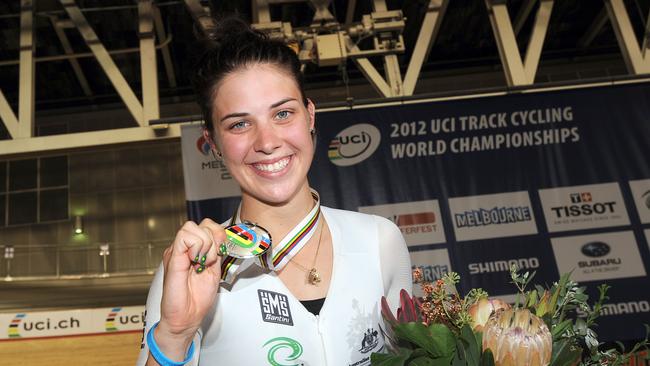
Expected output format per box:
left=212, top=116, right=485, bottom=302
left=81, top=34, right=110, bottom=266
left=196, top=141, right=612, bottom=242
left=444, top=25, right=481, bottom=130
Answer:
left=550, top=192, right=615, bottom=218
left=258, top=290, right=293, bottom=326
left=581, top=242, right=610, bottom=257
left=539, top=183, right=629, bottom=233
left=468, top=257, right=539, bottom=274
left=328, top=123, right=381, bottom=166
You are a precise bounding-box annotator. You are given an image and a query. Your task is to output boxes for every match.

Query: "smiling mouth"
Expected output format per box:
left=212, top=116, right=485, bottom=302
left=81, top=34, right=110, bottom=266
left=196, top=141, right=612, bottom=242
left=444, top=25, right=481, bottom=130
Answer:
left=252, top=156, right=291, bottom=173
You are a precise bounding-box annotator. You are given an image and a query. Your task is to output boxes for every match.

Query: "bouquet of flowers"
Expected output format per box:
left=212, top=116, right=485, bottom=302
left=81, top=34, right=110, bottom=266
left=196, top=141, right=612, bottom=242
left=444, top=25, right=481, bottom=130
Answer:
left=372, top=266, right=649, bottom=366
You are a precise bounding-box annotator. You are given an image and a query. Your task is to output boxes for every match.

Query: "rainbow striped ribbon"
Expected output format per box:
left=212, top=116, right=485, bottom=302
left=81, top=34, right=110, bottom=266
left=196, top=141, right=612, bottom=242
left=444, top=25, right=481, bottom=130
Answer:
left=220, top=189, right=321, bottom=283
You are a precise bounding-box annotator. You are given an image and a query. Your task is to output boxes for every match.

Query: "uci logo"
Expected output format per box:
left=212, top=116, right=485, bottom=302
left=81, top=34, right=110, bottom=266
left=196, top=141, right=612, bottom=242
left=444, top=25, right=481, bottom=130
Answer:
left=581, top=241, right=611, bottom=257
left=328, top=123, right=381, bottom=166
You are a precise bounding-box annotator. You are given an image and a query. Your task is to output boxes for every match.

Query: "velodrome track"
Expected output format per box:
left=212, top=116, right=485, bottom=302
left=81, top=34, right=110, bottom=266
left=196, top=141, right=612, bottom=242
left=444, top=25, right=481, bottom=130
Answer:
left=0, top=331, right=142, bottom=366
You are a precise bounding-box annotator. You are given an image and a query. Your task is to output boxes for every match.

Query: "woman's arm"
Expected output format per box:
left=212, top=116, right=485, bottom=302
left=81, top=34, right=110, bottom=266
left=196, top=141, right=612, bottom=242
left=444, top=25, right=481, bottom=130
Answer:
left=374, top=215, right=413, bottom=313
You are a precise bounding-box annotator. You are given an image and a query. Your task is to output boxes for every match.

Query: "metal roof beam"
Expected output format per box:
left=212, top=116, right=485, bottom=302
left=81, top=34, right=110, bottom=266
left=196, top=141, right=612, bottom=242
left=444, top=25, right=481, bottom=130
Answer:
left=578, top=7, right=608, bottom=48
left=60, top=0, right=145, bottom=126
left=49, top=15, right=93, bottom=97
left=605, top=0, right=650, bottom=74
left=345, top=38, right=392, bottom=98
left=153, top=5, right=177, bottom=89
left=485, top=0, right=554, bottom=86
left=0, top=0, right=34, bottom=139
left=139, top=0, right=160, bottom=124
left=403, top=0, right=449, bottom=96
left=183, top=0, right=216, bottom=35
left=513, top=0, right=536, bottom=35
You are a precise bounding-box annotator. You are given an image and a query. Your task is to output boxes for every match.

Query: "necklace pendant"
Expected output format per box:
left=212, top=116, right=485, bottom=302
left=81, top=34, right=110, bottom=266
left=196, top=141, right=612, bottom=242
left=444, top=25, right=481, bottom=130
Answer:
left=307, top=268, right=321, bottom=285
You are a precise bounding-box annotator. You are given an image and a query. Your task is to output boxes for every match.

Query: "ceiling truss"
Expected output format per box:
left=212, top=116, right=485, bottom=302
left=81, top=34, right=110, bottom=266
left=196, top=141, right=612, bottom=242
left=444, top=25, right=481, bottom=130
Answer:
left=0, top=0, right=649, bottom=156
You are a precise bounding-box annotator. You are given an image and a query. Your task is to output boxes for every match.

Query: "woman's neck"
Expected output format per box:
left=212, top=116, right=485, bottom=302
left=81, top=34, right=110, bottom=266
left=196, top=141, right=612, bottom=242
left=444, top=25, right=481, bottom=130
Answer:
left=239, top=183, right=316, bottom=245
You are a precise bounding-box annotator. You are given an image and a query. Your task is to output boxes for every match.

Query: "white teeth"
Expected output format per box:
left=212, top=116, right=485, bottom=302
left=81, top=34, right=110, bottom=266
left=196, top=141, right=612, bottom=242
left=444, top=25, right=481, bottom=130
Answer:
left=253, top=157, right=290, bottom=172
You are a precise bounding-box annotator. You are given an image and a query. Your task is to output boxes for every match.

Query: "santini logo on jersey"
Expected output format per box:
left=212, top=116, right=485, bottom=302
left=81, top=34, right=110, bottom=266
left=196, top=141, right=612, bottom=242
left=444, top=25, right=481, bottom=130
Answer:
left=258, top=290, right=293, bottom=326
left=455, top=206, right=532, bottom=228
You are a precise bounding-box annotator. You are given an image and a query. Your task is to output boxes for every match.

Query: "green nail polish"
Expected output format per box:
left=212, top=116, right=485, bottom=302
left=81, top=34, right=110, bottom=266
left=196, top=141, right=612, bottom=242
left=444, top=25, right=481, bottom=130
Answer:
left=194, top=255, right=199, bottom=262
left=200, top=255, right=207, bottom=264
left=196, top=266, right=204, bottom=274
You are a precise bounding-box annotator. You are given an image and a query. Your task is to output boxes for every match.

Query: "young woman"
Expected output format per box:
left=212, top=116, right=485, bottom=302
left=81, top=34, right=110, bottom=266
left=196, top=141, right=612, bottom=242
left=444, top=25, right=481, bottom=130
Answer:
left=137, top=17, right=412, bottom=366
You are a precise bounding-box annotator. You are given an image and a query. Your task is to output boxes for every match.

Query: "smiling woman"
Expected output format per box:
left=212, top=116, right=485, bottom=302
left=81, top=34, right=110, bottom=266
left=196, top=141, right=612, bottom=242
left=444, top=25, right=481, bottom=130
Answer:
left=136, top=16, right=412, bottom=366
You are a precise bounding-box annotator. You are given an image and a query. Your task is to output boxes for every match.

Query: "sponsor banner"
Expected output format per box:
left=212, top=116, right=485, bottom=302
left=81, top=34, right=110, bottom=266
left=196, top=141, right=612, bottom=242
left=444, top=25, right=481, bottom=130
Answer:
left=539, top=182, right=630, bottom=233
left=629, top=179, right=650, bottom=224
left=551, top=231, right=646, bottom=282
left=358, top=200, right=446, bottom=246
left=448, top=191, right=537, bottom=242
left=409, top=249, right=452, bottom=297
left=181, top=124, right=241, bottom=200
left=0, top=306, right=144, bottom=340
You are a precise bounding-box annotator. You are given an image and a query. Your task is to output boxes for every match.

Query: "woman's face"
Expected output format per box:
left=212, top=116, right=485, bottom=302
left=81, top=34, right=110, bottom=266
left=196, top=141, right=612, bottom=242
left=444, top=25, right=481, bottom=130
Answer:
left=211, top=64, right=315, bottom=205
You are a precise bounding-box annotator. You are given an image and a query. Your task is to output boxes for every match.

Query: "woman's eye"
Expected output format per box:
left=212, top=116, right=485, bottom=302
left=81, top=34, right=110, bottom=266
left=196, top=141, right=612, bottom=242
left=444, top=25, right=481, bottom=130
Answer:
left=229, top=120, right=248, bottom=130
left=275, top=110, right=291, bottom=120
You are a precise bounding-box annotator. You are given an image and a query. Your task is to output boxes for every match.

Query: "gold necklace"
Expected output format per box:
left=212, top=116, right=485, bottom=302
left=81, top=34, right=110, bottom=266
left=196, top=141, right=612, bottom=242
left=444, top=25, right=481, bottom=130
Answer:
left=291, top=219, right=324, bottom=285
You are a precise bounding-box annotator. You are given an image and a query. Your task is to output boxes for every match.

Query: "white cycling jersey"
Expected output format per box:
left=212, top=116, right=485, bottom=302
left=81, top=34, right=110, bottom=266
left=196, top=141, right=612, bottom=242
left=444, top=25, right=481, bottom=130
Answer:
left=137, top=206, right=412, bottom=366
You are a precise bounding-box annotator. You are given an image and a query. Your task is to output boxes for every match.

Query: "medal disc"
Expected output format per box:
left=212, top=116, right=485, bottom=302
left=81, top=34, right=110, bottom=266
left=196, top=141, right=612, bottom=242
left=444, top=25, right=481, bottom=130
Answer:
left=220, top=221, right=272, bottom=259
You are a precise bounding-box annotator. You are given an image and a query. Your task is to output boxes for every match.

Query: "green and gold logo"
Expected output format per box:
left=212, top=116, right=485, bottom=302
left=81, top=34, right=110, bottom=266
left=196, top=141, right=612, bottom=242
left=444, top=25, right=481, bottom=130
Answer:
left=263, top=336, right=304, bottom=366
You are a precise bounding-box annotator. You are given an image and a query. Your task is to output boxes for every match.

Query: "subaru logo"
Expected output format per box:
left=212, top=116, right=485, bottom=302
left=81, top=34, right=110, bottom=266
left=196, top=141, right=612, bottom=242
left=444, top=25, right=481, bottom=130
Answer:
left=581, top=241, right=610, bottom=257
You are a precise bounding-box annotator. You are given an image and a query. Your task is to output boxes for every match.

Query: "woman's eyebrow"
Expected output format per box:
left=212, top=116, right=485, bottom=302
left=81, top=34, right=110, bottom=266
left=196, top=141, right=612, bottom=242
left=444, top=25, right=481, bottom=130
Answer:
left=220, top=112, right=249, bottom=123
left=270, top=98, right=297, bottom=109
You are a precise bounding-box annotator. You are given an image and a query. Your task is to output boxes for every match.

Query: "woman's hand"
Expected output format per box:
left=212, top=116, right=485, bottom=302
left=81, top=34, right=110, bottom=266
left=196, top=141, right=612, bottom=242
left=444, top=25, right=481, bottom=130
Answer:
left=152, top=218, right=225, bottom=362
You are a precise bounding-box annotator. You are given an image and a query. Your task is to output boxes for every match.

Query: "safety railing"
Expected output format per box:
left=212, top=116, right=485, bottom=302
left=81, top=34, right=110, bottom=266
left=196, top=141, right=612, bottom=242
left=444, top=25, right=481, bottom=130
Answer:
left=0, top=240, right=171, bottom=280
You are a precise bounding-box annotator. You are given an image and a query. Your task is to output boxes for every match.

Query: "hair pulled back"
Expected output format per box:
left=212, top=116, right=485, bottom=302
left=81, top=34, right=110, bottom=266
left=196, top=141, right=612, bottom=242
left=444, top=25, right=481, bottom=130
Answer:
left=191, top=16, right=306, bottom=140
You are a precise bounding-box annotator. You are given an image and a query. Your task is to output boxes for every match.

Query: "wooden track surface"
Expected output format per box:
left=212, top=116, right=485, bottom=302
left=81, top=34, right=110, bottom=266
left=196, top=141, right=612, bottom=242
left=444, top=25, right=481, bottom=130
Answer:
left=0, top=331, right=142, bottom=366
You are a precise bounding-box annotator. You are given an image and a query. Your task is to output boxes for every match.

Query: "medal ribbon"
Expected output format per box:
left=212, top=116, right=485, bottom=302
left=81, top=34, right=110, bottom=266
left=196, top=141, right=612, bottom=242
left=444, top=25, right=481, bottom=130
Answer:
left=220, top=189, right=321, bottom=283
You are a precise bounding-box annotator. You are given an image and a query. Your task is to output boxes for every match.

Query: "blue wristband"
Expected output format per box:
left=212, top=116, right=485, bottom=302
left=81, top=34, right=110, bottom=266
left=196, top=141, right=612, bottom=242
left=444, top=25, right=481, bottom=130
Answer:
left=146, top=321, right=195, bottom=366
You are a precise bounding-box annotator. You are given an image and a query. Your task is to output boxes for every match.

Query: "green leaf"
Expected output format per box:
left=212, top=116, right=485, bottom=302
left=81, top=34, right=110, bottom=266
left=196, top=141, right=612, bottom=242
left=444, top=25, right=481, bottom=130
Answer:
left=480, top=349, right=495, bottom=366
left=458, top=325, right=480, bottom=365
left=428, top=323, right=457, bottom=359
left=408, top=357, right=436, bottom=366
left=551, top=319, right=573, bottom=340
left=550, top=338, right=582, bottom=366
left=393, top=323, right=441, bottom=357
left=372, top=348, right=413, bottom=366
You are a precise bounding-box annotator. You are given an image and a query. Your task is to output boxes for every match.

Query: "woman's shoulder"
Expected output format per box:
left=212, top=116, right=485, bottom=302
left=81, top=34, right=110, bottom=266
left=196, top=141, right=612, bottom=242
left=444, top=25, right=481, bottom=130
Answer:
left=321, top=206, right=397, bottom=230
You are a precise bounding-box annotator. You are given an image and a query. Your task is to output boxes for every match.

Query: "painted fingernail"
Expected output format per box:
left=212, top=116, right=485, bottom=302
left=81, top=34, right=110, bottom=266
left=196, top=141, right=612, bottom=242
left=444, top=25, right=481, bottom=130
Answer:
left=194, top=255, right=200, bottom=263
left=196, top=265, right=205, bottom=274
left=200, top=255, right=207, bottom=264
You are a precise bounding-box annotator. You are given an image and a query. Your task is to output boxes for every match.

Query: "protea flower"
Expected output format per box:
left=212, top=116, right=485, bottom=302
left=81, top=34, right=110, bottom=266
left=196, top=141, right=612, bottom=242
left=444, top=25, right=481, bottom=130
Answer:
left=468, top=298, right=511, bottom=332
left=482, top=308, right=552, bottom=366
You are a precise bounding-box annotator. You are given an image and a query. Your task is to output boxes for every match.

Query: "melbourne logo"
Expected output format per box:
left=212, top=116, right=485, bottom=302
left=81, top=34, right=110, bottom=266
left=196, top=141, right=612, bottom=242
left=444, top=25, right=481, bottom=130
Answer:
left=358, top=327, right=379, bottom=353
left=454, top=206, right=532, bottom=228
left=8, top=314, right=25, bottom=338
left=263, top=337, right=304, bottom=366
left=258, top=290, right=293, bottom=326
left=328, top=123, right=381, bottom=166
left=196, top=135, right=212, bottom=156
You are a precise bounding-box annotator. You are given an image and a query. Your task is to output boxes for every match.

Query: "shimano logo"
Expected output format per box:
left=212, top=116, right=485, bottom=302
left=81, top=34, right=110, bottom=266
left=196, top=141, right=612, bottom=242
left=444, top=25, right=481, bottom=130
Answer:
left=412, top=264, right=449, bottom=282
left=577, top=301, right=650, bottom=317
left=468, top=258, right=539, bottom=274
left=455, top=206, right=532, bottom=228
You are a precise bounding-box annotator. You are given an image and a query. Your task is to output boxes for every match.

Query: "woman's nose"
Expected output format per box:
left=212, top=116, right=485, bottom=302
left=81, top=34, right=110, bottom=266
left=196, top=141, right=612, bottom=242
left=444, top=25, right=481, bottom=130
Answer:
left=253, top=123, right=282, bottom=154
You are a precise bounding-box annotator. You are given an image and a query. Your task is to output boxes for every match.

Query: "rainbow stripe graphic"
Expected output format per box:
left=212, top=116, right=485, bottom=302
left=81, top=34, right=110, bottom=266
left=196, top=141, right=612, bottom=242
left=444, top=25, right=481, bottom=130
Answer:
left=8, top=314, right=25, bottom=338
left=105, top=307, right=121, bottom=331
left=328, top=139, right=341, bottom=160
left=271, top=210, right=319, bottom=267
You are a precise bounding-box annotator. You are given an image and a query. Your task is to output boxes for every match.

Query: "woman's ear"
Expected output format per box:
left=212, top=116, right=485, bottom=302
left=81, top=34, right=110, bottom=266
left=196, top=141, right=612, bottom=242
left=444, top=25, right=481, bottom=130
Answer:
left=307, top=98, right=316, bottom=130
left=202, top=129, right=217, bottom=150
